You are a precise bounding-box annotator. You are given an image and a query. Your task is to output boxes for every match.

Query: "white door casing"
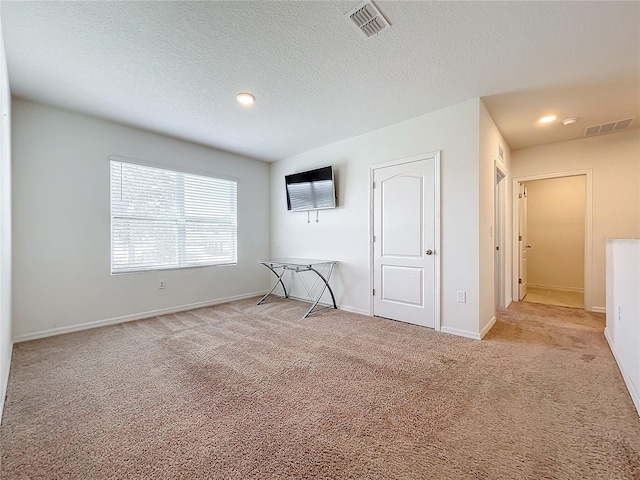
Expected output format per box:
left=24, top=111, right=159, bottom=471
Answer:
left=518, top=183, right=528, bottom=300
left=372, top=154, right=439, bottom=329
left=512, top=170, right=593, bottom=311
left=494, top=165, right=506, bottom=311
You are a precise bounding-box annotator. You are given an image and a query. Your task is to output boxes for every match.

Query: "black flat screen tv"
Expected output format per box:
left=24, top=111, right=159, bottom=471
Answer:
left=285, top=166, right=336, bottom=211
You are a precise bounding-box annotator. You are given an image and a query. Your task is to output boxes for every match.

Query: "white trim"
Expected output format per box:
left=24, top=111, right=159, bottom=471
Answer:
left=584, top=172, right=594, bottom=311
left=591, top=306, right=606, bottom=314
left=440, top=326, right=481, bottom=340
left=512, top=170, right=593, bottom=311
left=505, top=297, right=513, bottom=308
left=370, top=152, right=439, bottom=170
left=433, top=153, right=441, bottom=331
left=495, top=161, right=507, bottom=310
left=480, top=316, right=496, bottom=339
left=605, top=328, right=640, bottom=416
left=0, top=341, right=13, bottom=425
left=13, top=291, right=267, bottom=343
left=336, top=304, right=369, bottom=316
left=369, top=166, right=374, bottom=317
left=528, top=284, right=584, bottom=293
left=369, top=151, right=441, bottom=331
left=367, top=166, right=375, bottom=316
left=441, top=316, right=496, bottom=340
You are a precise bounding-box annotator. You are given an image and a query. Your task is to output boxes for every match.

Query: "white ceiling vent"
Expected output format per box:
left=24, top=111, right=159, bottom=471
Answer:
left=584, top=118, right=634, bottom=137
left=344, top=1, right=390, bottom=40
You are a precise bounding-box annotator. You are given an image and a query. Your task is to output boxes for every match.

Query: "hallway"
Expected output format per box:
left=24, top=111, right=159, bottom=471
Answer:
left=523, top=286, right=583, bottom=309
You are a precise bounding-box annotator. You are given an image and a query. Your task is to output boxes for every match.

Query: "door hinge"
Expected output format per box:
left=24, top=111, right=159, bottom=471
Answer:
left=372, top=289, right=375, bottom=296
left=518, top=278, right=522, bottom=284
left=373, top=235, right=376, bottom=243
left=372, top=181, right=376, bottom=189
left=496, top=246, right=499, bottom=251
left=518, top=193, right=522, bottom=198
left=519, top=235, right=522, bottom=241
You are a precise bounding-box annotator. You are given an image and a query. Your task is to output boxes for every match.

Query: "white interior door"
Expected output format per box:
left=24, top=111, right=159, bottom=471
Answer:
left=373, top=156, right=438, bottom=328
left=518, top=184, right=528, bottom=300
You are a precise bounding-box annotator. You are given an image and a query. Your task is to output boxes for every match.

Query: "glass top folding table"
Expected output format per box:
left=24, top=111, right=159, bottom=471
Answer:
left=256, top=258, right=338, bottom=319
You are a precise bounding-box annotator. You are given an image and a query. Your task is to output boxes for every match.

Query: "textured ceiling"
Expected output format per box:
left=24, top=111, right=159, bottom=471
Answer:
left=2, top=1, right=639, bottom=161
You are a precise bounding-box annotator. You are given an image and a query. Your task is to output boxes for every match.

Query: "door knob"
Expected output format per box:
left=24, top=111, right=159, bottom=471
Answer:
left=425, top=249, right=433, bottom=255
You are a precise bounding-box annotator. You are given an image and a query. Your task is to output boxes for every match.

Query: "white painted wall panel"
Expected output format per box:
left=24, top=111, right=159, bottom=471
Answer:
left=12, top=99, right=270, bottom=339
left=0, top=8, right=13, bottom=422
left=479, top=102, right=512, bottom=332
left=605, top=239, right=640, bottom=415
left=512, top=130, right=640, bottom=311
left=270, top=99, right=481, bottom=336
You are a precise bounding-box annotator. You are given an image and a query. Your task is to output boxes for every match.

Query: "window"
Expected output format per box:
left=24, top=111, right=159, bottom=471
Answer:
left=110, top=159, right=237, bottom=274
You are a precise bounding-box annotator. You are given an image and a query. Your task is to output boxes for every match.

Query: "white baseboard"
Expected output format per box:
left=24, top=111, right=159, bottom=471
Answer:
left=505, top=297, right=513, bottom=308
left=13, top=291, right=268, bottom=344
left=441, top=317, right=496, bottom=340
left=440, top=326, right=481, bottom=340
left=528, top=283, right=584, bottom=293
left=604, top=328, right=640, bottom=417
left=591, top=306, right=606, bottom=314
left=336, top=304, right=369, bottom=316
left=480, top=316, right=496, bottom=339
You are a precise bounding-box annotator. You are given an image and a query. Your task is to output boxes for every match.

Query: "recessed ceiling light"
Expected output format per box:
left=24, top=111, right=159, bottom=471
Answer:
left=236, top=92, right=255, bottom=106
left=539, top=115, right=557, bottom=124
left=562, top=117, right=578, bottom=126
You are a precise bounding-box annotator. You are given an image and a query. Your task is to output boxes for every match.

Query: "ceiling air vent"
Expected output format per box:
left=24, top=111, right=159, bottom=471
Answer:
left=584, top=118, right=635, bottom=137
left=344, top=1, right=390, bottom=40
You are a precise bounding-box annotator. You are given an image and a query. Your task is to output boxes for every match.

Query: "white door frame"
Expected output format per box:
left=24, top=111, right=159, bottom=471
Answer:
left=512, top=169, right=593, bottom=311
left=517, top=183, right=529, bottom=301
left=495, top=161, right=507, bottom=310
left=369, top=151, right=441, bottom=331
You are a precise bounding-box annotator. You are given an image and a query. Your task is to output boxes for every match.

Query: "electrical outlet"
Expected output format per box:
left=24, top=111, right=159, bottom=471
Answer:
left=159, top=279, right=166, bottom=290
left=457, top=291, right=466, bottom=303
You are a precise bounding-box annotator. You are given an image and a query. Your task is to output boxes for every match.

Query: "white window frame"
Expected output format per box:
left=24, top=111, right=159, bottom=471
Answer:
left=109, top=156, right=238, bottom=274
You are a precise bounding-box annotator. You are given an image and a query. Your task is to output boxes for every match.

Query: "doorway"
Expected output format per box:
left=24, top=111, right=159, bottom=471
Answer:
left=513, top=171, right=593, bottom=311
left=370, top=152, right=440, bottom=329
left=494, top=164, right=506, bottom=312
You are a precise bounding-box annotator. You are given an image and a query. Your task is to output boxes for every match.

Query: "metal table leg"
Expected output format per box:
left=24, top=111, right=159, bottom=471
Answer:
left=302, top=263, right=337, bottom=318
left=257, top=264, right=288, bottom=305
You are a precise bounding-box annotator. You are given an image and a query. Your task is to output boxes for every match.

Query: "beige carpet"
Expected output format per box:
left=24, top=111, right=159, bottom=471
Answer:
left=1, top=298, right=639, bottom=479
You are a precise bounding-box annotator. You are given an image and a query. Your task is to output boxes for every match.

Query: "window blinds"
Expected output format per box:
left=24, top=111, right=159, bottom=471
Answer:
left=110, top=160, right=237, bottom=274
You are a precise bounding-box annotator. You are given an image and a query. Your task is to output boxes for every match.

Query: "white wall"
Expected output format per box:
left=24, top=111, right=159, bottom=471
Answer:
left=526, top=176, right=585, bottom=291
left=479, top=101, right=511, bottom=334
left=0, top=8, right=12, bottom=422
left=512, top=129, right=640, bottom=311
left=270, top=98, right=485, bottom=338
left=12, top=99, right=270, bottom=340
left=605, top=239, right=640, bottom=415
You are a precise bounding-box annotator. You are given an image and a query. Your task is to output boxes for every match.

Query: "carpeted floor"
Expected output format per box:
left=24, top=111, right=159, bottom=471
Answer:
left=1, top=298, right=639, bottom=479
